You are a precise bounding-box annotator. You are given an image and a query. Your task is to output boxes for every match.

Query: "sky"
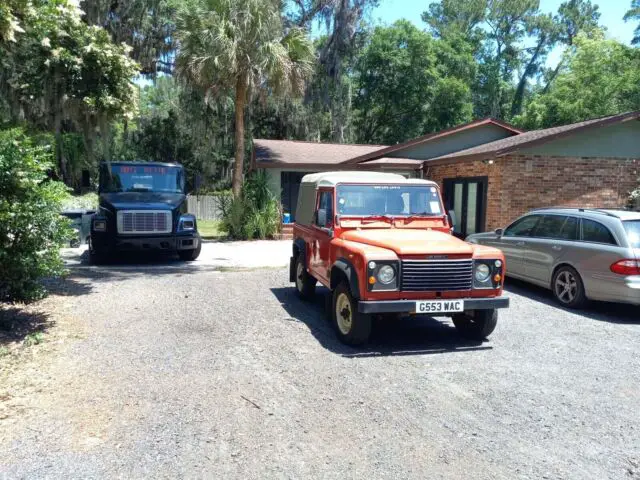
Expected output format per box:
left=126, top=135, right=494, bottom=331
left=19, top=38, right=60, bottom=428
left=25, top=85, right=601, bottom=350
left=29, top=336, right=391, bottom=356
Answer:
left=371, top=0, right=636, bottom=67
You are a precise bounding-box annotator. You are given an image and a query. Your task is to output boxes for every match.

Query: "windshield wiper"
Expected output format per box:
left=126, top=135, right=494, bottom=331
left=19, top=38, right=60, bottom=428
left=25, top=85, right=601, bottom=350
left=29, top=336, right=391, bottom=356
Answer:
left=360, top=214, right=395, bottom=224
left=404, top=212, right=443, bottom=223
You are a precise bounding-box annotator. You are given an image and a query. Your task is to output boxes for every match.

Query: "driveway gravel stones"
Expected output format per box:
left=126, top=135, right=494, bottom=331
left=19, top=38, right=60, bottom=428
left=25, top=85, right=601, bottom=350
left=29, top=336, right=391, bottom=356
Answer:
left=1, top=264, right=639, bottom=479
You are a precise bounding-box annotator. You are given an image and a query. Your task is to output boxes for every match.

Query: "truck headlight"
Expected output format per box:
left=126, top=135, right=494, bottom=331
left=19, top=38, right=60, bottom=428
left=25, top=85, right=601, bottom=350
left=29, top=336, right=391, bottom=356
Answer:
left=93, top=219, right=106, bottom=231
left=474, top=263, right=491, bottom=282
left=377, top=265, right=396, bottom=284
left=179, top=215, right=196, bottom=231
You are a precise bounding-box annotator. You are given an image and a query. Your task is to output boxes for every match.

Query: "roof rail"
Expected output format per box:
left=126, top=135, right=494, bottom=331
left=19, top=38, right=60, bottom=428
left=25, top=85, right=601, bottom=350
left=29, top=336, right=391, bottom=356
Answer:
left=529, top=206, right=621, bottom=218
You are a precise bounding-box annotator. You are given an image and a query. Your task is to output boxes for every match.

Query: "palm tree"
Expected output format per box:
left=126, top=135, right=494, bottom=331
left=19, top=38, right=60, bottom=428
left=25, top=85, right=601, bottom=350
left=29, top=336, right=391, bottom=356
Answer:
left=175, top=0, right=315, bottom=197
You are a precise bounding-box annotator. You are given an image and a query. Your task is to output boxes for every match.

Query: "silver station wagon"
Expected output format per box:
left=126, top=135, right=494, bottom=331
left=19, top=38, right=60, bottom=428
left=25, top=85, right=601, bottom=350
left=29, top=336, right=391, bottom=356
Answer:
left=467, top=208, right=640, bottom=308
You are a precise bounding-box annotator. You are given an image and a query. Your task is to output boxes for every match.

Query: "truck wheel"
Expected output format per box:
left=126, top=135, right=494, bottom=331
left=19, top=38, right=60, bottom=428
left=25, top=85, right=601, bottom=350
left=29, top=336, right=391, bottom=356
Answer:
left=452, top=309, right=497, bottom=340
left=332, top=282, right=372, bottom=346
left=88, top=237, right=107, bottom=265
left=552, top=266, right=586, bottom=309
left=179, top=241, right=202, bottom=261
left=294, top=255, right=316, bottom=300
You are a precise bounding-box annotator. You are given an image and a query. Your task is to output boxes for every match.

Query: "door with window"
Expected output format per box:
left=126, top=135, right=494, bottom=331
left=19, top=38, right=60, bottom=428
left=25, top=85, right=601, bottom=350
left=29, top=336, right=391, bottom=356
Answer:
left=443, top=177, right=488, bottom=238
left=311, top=188, right=334, bottom=283
left=490, top=214, right=543, bottom=277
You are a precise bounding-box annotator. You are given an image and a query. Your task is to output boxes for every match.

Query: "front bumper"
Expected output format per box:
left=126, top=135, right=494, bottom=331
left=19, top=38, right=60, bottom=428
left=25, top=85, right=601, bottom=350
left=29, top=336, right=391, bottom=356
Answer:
left=93, top=232, right=200, bottom=252
left=358, top=297, right=510, bottom=314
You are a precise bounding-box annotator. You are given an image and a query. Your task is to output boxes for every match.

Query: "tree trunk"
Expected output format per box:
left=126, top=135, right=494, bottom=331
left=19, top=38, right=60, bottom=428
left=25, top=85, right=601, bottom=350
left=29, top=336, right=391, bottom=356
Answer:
left=511, top=38, right=546, bottom=118
left=232, top=78, right=248, bottom=198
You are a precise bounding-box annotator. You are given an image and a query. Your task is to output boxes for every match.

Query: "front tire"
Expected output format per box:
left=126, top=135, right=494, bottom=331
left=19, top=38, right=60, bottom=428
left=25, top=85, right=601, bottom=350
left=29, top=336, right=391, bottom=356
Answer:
left=294, top=255, right=316, bottom=300
left=452, top=309, right=497, bottom=340
left=88, top=236, right=108, bottom=265
left=179, top=241, right=202, bottom=261
left=552, top=266, right=586, bottom=308
left=331, top=282, right=372, bottom=346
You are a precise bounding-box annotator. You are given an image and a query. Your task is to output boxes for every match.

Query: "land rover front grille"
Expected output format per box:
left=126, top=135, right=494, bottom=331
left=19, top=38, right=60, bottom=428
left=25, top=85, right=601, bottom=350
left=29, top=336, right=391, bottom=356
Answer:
left=400, top=259, right=473, bottom=292
left=117, top=210, right=172, bottom=234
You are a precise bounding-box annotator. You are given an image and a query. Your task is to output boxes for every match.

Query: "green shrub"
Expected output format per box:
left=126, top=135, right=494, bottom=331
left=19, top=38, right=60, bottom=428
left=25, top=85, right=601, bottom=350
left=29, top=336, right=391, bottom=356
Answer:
left=220, top=171, right=281, bottom=240
left=0, top=129, right=72, bottom=302
left=62, top=192, right=99, bottom=210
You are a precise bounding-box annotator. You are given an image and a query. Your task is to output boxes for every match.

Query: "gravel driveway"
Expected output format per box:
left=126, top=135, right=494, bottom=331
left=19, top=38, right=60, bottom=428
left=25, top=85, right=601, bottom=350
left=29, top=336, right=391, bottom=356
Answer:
left=2, top=260, right=640, bottom=479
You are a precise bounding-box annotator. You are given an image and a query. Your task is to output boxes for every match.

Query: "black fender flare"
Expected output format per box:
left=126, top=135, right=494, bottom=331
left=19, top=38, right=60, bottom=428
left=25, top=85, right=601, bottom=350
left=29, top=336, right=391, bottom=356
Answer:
left=331, top=258, right=360, bottom=299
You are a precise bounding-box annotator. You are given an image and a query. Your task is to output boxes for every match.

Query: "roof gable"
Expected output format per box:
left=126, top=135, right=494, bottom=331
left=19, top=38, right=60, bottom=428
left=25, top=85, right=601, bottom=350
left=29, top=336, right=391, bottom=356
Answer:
left=341, top=118, right=523, bottom=165
left=427, top=111, right=640, bottom=164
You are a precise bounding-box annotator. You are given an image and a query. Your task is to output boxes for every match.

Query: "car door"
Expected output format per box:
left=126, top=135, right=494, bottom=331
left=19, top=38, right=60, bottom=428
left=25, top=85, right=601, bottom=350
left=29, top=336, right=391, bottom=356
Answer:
left=523, top=215, right=578, bottom=286
left=488, top=214, right=543, bottom=278
left=310, top=188, right=334, bottom=283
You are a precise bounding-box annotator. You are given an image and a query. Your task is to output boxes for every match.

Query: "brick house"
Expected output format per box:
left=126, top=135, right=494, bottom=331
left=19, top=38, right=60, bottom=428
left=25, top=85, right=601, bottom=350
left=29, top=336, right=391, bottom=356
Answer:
left=252, top=111, right=640, bottom=237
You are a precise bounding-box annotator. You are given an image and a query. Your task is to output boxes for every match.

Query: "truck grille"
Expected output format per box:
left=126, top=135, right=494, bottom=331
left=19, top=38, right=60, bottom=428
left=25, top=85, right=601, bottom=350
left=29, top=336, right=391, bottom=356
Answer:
left=117, top=210, right=172, bottom=234
left=400, top=259, right=473, bottom=292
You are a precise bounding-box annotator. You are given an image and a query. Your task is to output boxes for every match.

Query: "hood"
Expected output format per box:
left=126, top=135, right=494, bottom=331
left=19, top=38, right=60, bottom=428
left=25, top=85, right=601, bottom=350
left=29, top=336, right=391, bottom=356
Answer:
left=100, top=192, right=185, bottom=211
left=341, top=228, right=474, bottom=256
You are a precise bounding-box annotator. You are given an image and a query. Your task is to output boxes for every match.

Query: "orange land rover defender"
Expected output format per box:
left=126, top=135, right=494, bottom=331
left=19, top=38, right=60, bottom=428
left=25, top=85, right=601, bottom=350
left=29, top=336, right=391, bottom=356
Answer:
left=289, top=172, right=509, bottom=346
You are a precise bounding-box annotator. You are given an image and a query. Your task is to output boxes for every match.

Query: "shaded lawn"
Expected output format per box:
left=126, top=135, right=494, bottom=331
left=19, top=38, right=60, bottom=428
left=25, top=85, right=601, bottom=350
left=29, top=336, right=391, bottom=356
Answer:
left=198, top=220, right=225, bottom=240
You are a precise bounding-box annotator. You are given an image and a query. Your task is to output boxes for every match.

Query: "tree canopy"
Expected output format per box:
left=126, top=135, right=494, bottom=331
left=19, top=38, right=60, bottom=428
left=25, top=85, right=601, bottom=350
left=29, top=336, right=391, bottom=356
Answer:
left=0, top=0, right=638, bottom=192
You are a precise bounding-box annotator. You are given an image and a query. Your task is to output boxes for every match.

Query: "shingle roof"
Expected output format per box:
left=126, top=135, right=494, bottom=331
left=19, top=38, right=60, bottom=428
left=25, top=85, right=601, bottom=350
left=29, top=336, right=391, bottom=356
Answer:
left=253, top=139, right=388, bottom=167
left=341, top=118, right=523, bottom=165
left=427, top=111, right=640, bottom=164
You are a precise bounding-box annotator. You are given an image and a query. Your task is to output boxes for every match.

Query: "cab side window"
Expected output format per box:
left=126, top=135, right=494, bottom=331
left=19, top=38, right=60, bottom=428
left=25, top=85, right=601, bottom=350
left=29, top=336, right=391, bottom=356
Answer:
left=581, top=219, right=616, bottom=245
left=315, top=191, right=333, bottom=228
left=504, top=215, right=541, bottom=237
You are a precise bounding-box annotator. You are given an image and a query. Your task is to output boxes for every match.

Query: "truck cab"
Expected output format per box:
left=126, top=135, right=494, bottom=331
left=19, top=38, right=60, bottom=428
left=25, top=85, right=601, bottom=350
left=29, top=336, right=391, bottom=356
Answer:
left=289, top=171, right=509, bottom=345
left=89, top=161, right=201, bottom=263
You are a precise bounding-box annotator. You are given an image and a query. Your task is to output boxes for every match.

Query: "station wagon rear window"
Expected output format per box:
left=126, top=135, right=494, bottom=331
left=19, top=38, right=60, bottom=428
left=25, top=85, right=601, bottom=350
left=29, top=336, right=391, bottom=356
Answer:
left=336, top=185, right=443, bottom=217
left=101, top=164, right=183, bottom=193
left=623, top=220, right=640, bottom=248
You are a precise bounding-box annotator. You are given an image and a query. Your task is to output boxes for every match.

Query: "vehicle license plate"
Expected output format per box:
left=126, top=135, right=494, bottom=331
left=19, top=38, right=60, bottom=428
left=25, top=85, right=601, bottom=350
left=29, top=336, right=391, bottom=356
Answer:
left=416, top=300, right=464, bottom=314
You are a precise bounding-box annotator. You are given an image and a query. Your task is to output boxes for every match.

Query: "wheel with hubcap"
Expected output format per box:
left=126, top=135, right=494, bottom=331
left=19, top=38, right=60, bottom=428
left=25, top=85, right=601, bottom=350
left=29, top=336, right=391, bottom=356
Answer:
left=331, top=282, right=372, bottom=346
left=452, top=309, right=498, bottom=340
left=294, top=255, right=316, bottom=300
left=552, top=266, right=586, bottom=308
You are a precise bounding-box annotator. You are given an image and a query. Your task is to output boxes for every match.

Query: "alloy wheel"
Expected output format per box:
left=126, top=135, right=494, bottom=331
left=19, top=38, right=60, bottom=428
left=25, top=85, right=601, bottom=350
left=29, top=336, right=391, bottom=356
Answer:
left=555, top=270, right=578, bottom=304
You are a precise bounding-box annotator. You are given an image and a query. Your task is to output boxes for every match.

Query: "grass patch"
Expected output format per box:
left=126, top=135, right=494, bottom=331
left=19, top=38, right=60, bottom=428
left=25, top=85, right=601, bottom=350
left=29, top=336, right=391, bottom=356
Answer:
left=198, top=220, right=225, bottom=240
left=0, top=346, right=9, bottom=358
left=23, top=332, right=45, bottom=347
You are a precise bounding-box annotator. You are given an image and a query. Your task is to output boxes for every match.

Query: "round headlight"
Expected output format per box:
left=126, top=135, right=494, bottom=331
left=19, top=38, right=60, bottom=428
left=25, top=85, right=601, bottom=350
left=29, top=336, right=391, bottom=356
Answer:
left=475, top=263, right=491, bottom=282
left=377, top=265, right=396, bottom=284
left=495, top=259, right=503, bottom=268
left=368, top=261, right=376, bottom=270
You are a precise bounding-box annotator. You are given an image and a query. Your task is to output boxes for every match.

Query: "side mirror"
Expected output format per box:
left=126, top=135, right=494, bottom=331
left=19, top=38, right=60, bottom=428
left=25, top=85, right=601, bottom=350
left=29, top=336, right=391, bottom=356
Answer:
left=495, top=228, right=504, bottom=237
left=317, top=208, right=327, bottom=227
left=447, top=210, right=457, bottom=231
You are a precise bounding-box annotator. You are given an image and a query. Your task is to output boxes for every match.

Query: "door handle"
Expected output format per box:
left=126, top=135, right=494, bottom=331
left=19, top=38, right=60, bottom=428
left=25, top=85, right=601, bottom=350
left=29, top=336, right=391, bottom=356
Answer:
left=516, top=241, right=526, bottom=246
left=552, top=245, right=562, bottom=251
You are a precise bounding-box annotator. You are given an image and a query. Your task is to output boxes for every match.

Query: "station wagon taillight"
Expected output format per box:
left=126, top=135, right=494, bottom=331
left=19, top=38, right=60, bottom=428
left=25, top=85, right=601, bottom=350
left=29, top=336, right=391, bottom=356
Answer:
left=610, top=259, right=640, bottom=275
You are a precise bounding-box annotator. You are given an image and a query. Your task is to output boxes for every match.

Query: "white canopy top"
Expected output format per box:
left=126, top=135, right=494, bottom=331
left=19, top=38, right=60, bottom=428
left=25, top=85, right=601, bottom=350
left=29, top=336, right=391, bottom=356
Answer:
left=300, top=171, right=437, bottom=188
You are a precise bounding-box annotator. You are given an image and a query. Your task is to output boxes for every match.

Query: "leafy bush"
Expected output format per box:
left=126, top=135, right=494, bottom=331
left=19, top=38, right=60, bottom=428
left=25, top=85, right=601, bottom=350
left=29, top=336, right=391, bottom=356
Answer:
left=220, top=171, right=281, bottom=240
left=0, top=129, right=72, bottom=302
left=62, top=192, right=99, bottom=210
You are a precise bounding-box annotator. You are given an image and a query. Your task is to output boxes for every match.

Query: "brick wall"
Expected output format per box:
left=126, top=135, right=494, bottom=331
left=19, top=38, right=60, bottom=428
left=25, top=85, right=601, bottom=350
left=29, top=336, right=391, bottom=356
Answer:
left=427, top=155, right=639, bottom=231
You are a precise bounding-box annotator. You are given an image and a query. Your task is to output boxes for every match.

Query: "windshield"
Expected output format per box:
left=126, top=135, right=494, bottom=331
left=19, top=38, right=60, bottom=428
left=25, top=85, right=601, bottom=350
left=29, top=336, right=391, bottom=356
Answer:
left=336, top=184, right=443, bottom=217
left=101, top=164, right=183, bottom=193
left=623, top=220, right=640, bottom=248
